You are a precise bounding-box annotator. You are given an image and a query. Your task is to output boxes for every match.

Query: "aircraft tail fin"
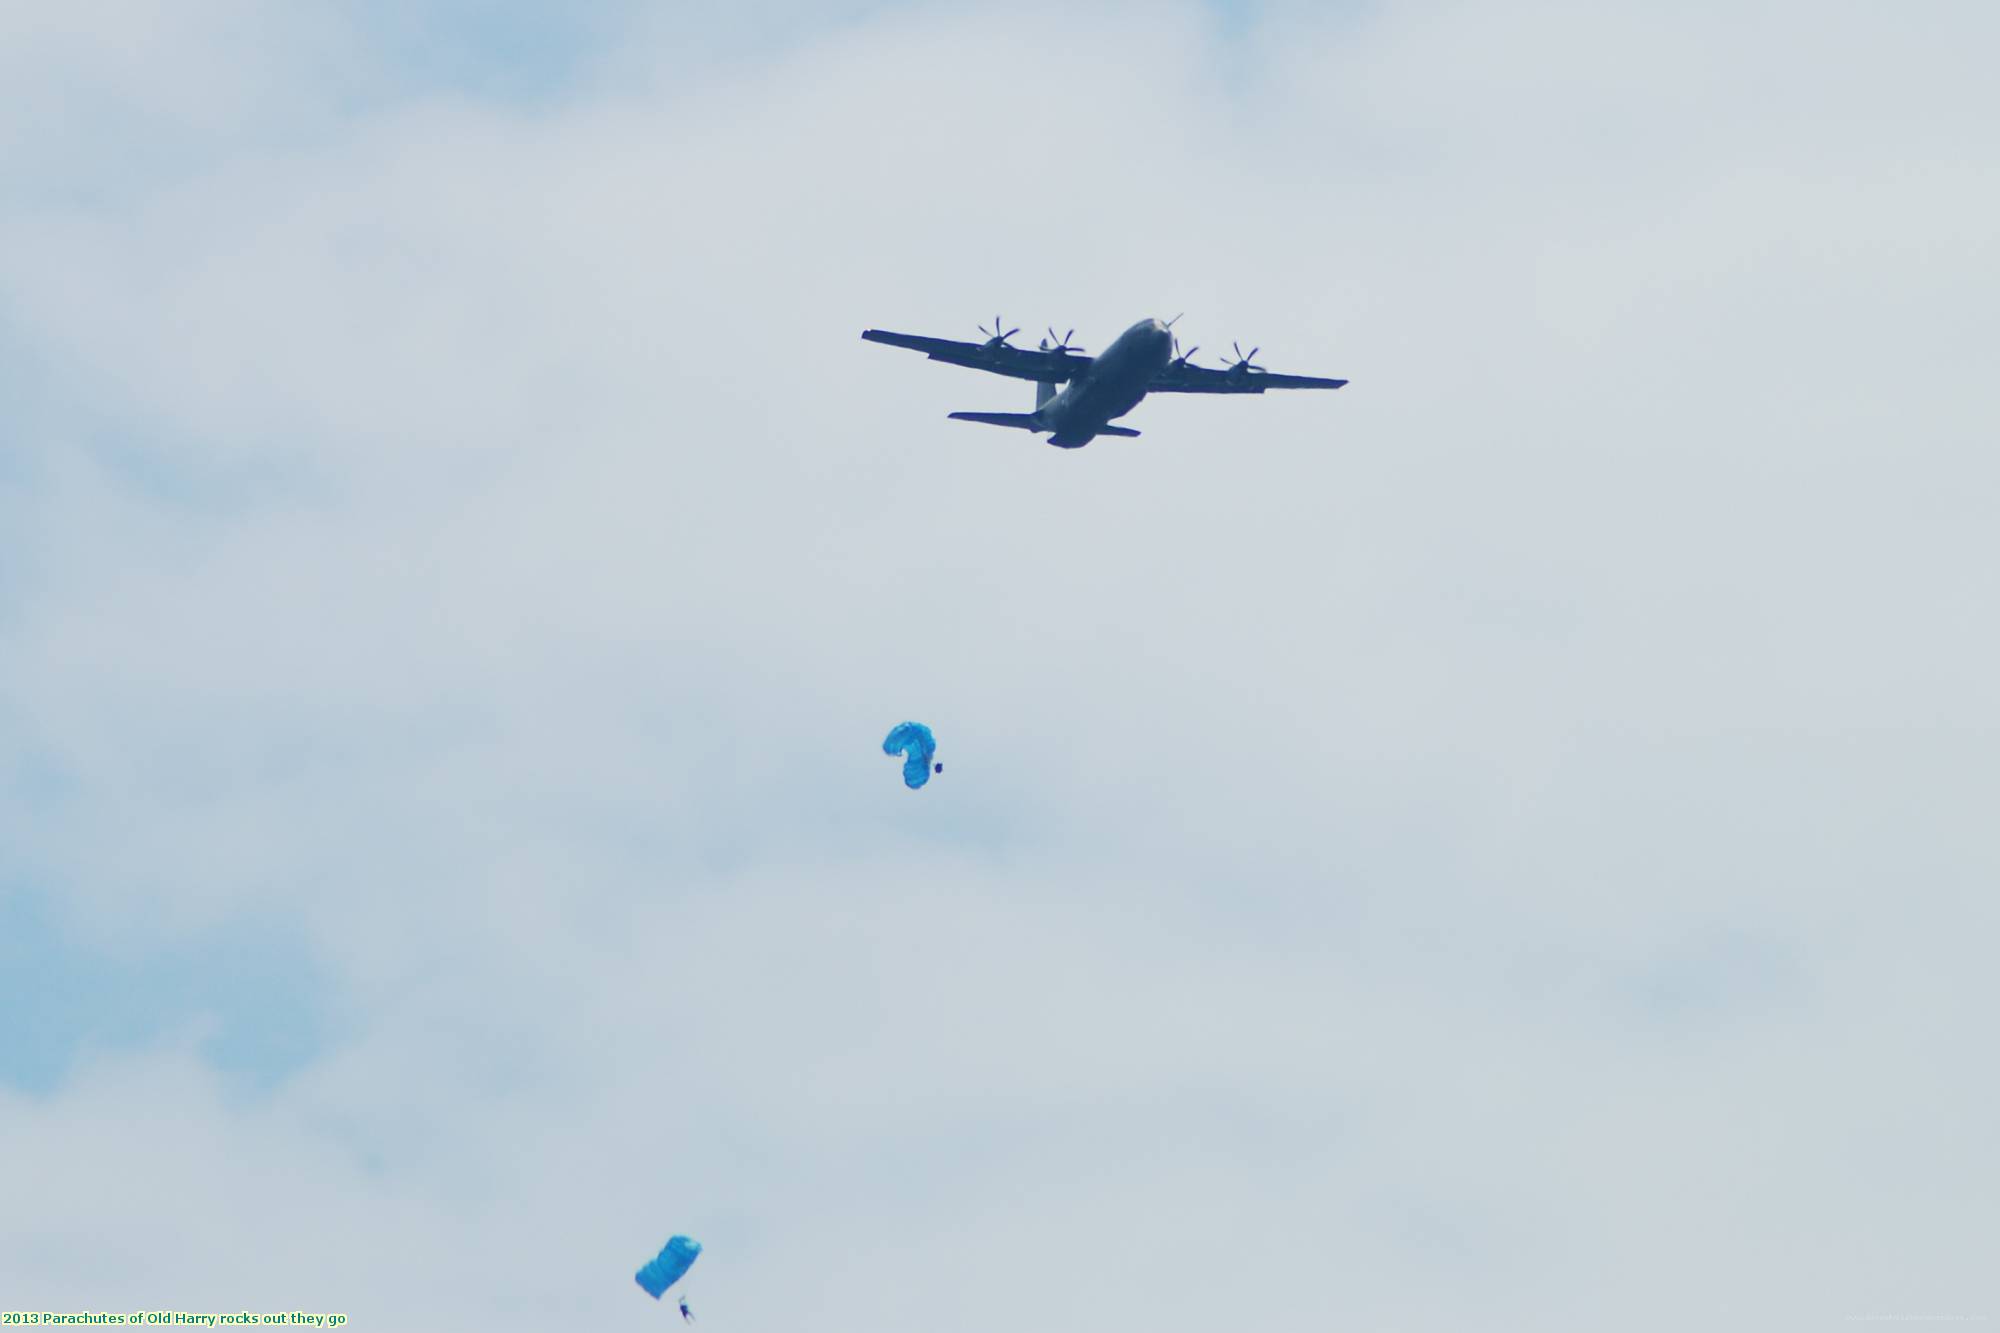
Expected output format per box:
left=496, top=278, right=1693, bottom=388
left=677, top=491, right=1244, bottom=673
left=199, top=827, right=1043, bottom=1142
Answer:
left=1035, top=379, right=1057, bottom=410
left=948, top=411, right=1043, bottom=432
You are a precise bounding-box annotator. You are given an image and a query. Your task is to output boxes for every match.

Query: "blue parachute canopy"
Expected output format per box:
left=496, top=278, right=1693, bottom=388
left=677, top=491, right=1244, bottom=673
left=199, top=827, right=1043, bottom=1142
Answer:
left=882, top=721, right=938, bottom=789
left=635, top=1235, right=701, bottom=1300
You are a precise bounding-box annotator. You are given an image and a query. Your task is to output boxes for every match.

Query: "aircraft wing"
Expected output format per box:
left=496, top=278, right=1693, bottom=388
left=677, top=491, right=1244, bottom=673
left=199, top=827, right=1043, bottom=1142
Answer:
left=1148, top=361, right=1348, bottom=394
left=862, top=329, right=1093, bottom=384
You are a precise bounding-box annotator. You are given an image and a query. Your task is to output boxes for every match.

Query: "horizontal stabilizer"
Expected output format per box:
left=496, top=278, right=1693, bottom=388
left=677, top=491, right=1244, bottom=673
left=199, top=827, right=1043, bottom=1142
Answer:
left=948, top=411, right=1042, bottom=432
left=1096, top=425, right=1140, bottom=438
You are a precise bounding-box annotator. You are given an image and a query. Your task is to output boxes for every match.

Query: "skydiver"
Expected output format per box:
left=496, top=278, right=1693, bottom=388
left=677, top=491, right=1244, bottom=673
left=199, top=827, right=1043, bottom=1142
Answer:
left=679, top=1295, right=695, bottom=1323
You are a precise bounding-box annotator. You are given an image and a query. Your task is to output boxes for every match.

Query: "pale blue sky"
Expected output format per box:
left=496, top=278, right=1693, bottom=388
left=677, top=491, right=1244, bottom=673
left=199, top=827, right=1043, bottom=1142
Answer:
left=0, top=885, right=331, bottom=1094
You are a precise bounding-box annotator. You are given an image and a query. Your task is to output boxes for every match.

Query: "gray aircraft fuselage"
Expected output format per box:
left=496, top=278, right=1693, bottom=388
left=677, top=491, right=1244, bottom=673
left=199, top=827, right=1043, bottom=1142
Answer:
left=1037, top=317, right=1174, bottom=447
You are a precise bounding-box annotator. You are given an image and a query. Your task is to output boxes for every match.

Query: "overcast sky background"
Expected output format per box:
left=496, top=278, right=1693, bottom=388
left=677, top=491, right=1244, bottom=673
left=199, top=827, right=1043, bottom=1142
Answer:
left=2, top=1, right=1996, bottom=1328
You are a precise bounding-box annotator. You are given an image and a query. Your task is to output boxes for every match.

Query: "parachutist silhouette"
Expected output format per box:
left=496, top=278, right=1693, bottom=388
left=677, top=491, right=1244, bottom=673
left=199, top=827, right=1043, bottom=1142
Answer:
left=679, top=1296, right=695, bottom=1323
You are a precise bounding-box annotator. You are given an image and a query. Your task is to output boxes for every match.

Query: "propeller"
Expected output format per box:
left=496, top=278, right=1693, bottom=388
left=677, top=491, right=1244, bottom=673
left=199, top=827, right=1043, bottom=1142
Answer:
left=1170, top=336, right=1201, bottom=369
left=978, top=316, right=1020, bottom=348
left=1042, top=327, right=1085, bottom=355
left=1222, top=341, right=1264, bottom=373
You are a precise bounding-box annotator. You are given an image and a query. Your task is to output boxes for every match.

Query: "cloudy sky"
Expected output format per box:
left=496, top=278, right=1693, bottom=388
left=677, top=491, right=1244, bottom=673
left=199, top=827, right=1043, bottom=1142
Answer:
left=3, top=1, right=1996, bottom=1328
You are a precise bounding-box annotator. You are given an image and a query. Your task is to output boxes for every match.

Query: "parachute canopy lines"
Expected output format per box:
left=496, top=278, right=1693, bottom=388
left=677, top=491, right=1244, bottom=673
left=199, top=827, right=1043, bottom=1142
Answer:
left=882, top=721, right=941, bottom=789
left=636, top=1235, right=702, bottom=1300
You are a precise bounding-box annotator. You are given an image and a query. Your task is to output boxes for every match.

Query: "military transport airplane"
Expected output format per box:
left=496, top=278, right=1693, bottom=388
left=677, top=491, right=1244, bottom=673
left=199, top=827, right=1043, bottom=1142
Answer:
left=861, top=315, right=1346, bottom=448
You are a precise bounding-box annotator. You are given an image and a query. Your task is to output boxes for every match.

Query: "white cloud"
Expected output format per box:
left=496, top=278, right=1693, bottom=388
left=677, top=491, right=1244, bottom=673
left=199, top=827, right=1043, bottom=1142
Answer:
left=3, top=1, right=1997, bottom=1328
